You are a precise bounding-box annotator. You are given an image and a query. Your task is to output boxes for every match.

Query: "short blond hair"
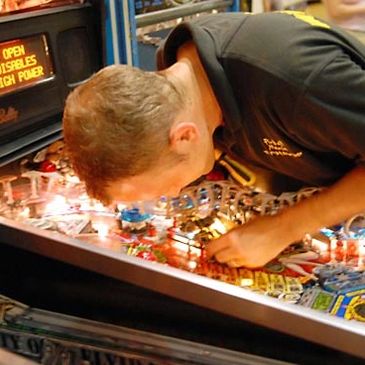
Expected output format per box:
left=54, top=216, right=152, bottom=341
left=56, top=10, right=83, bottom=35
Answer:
left=63, top=65, right=185, bottom=204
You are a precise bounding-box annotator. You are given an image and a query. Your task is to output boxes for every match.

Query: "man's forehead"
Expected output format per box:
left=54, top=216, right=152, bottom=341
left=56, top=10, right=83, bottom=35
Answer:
left=108, top=178, right=142, bottom=194
left=106, top=176, right=160, bottom=202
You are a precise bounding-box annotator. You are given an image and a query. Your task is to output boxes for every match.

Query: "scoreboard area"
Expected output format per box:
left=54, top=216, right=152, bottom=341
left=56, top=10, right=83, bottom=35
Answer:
left=0, top=35, right=54, bottom=95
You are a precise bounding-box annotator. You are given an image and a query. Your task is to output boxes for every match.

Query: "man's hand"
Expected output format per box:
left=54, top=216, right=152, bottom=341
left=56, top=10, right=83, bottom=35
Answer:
left=206, top=214, right=292, bottom=268
left=207, top=166, right=365, bottom=269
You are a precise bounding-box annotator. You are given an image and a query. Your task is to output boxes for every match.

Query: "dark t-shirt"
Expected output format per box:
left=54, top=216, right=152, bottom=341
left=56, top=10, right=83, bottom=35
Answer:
left=157, top=11, right=365, bottom=187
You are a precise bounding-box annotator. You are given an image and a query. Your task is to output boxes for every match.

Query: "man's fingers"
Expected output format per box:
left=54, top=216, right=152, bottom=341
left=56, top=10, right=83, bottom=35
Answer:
left=214, top=248, right=237, bottom=264
left=206, top=236, right=230, bottom=259
left=227, top=259, right=245, bottom=268
left=213, top=248, right=248, bottom=268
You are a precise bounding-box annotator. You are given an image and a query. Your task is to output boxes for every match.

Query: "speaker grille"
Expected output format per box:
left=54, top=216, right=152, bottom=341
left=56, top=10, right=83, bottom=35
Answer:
left=58, top=27, right=92, bottom=85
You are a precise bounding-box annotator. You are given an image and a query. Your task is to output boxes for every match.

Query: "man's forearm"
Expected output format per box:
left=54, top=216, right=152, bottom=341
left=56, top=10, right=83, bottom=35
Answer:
left=278, top=166, right=365, bottom=243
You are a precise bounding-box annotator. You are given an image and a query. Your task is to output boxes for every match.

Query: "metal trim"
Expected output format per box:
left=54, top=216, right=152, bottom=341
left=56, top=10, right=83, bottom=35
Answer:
left=109, top=0, right=121, bottom=64
left=0, top=297, right=293, bottom=365
left=136, top=0, right=233, bottom=28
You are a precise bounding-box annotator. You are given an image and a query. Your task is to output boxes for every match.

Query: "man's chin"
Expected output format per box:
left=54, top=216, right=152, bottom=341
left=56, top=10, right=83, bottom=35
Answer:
left=185, top=174, right=205, bottom=188
left=202, top=164, right=215, bottom=177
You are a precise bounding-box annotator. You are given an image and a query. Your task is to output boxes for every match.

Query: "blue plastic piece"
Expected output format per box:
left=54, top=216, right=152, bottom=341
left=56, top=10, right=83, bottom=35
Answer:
left=121, top=208, right=151, bottom=222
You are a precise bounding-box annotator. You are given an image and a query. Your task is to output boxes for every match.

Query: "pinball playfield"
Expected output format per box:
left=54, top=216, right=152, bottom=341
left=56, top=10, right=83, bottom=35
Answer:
left=0, top=140, right=365, bottom=360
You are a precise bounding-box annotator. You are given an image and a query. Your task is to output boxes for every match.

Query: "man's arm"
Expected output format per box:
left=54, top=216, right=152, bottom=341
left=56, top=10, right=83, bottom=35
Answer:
left=206, top=165, right=365, bottom=268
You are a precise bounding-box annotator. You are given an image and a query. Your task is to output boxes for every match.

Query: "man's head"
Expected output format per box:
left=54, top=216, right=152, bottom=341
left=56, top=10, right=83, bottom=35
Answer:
left=63, top=64, right=216, bottom=205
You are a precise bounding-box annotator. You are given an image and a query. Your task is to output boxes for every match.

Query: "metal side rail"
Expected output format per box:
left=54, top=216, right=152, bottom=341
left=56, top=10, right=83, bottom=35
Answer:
left=136, top=0, right=233, bottom=28
left=0, top=294, right=293, bottom=365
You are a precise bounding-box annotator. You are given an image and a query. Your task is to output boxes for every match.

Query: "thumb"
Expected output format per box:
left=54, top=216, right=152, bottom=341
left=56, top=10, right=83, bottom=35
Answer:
left=205, top=233, right=229, bottom=259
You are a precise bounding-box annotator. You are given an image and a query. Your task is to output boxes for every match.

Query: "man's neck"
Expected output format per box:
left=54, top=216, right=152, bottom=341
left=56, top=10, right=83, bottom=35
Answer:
left=166, top=41, right=223, bottom=133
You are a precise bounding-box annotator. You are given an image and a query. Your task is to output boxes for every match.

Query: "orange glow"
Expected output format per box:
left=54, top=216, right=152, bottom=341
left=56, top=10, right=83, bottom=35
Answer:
left=0, top=0, right=84, bottom=16
left=0, top=35, right=53, bottom=96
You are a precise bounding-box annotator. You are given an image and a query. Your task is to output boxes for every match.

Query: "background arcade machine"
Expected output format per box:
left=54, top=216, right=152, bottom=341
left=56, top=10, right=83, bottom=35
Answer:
left=125, top=0, right=242, bottom=70
left=0, top=1, right=365, bottom=365
left=0, top=0, right=103, bottom=167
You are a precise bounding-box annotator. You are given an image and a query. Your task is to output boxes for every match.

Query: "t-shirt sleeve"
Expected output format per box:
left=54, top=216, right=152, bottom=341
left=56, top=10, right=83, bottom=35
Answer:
left=290, top=51, right=365, bottom=166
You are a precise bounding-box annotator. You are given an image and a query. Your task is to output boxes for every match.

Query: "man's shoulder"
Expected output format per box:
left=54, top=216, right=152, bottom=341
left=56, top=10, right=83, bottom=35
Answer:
left=156, top=13, right=249, bottom=69
left=221, top=11, right=365, bottom=88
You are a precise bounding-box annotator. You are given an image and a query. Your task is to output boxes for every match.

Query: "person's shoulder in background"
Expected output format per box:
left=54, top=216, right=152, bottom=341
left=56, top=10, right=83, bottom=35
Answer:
left=321, top=0, right=365, bottom=32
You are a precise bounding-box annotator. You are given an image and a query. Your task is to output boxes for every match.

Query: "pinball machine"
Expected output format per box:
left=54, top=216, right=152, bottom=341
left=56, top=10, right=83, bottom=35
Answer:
left=0, top=1, right=365, bottom=365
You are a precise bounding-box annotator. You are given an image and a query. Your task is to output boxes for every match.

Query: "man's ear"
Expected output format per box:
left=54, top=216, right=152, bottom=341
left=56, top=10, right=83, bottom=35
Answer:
left=169, top=122, right=200, bottom=154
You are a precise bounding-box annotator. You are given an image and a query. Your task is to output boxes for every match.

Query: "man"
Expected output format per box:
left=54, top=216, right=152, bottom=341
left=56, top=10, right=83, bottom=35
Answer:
left=63, top=11, right=365, bottom=268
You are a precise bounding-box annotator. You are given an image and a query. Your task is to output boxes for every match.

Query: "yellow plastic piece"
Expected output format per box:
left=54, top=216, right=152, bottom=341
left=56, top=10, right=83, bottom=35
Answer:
left=214, top=149, right=256, bottom=186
